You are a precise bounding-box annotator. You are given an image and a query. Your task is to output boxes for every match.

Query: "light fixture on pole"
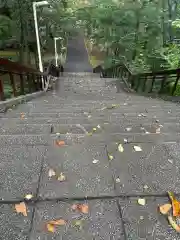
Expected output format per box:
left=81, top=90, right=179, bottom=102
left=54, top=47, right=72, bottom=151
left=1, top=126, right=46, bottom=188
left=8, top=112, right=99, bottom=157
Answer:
left=54, top=37, right=63, bottom=67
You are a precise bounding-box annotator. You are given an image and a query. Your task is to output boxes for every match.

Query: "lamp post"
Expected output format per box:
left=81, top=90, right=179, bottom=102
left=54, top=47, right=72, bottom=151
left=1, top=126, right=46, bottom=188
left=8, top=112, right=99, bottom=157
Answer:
left=54, top=37, right=63, bottom=67
left=33, top=1, right=49, bottom=73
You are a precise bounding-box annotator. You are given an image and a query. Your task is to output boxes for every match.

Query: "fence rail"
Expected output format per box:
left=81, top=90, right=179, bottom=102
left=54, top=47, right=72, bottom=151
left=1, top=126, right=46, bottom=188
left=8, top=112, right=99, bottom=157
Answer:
left=101, top=63, right=180, bottom=96
left=0, top=58, right=51, bottom=101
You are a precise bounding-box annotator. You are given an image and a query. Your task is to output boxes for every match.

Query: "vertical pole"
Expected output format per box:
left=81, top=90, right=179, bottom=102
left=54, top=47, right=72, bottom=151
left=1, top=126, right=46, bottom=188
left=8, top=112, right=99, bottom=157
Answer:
left=54, top=38, right=58, bottom=67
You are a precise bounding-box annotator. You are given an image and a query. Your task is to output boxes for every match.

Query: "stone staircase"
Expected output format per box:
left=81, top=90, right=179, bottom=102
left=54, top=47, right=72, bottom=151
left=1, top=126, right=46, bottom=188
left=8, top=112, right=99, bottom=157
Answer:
left=0, top=72, right=180, bottom=239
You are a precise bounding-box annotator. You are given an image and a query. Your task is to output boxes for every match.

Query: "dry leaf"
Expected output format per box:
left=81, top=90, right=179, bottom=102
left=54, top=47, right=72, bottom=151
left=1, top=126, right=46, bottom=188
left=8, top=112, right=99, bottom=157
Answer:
left=97, top=125, right=101, bottom=129
left=134, top=146, right=142, bottom=152
left=92, top=159, right=99, bottom=164
left=15, top=202, right=27, bottom=216
left=92, top=127, right=97, bottom=131
left=168, top=192, right=180, bottom=217
left=156, top=128, right=161, bottom=134
left=47, top=223, right=55, bottom=233
left=168, top=215, right=180, bottom=232
left=57, top=172, right=66, bottom=182
left=124, top=138, right=128, bottom=143
left=143, top=185, right=149, bottom=190
left=159, top=203, right=172, bottom=215
left=25, top=194, right=33, bottom=200
left=48, top=169, right=56, bottom=177
left=137, top=198, right=146, bottom=206
left=48, top=219, right=66, bottom=225
left=118, top=144, right=124, bottom=152
left=116, top=178, right=121, bottom=183
left=46, top=219, right=66, bottom=233
left=71, top=204, right=78, bottom=210
left=108, top=154, right=114, bottom=161
left=88, top=115, right=91, bottom=118
left=55, top=140, right=65, bottom=146
left=73, top=219, right=83, bottom=229
left=20, top=113, right=25, bottom=119
left=87, top=132, right=93, bottom=136
left=80, top=204, right=89, bottom=214
left=126, top=127, right=132, bottom=132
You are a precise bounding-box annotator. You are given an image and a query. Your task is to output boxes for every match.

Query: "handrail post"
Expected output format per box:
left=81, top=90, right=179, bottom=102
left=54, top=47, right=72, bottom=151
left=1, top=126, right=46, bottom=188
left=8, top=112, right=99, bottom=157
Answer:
left=0, top=78, right=5, bottom=101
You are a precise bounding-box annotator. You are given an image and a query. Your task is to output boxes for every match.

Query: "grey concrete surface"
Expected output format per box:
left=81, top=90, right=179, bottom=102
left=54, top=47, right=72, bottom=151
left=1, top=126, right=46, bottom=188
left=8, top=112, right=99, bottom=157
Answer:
left=1, top=37, right=180, bottom=238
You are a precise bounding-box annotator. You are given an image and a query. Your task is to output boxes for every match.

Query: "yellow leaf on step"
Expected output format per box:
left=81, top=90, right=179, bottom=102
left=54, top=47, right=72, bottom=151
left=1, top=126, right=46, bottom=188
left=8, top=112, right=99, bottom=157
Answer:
left=118, top=144, right=124, bottom=152
left=137, top=198, right=146, bottom=206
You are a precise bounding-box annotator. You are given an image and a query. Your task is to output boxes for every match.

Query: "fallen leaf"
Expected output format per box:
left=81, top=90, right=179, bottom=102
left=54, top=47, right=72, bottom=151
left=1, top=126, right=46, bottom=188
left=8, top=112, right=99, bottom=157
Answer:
left=116, top=178, right=121, bottom=183
left=55, top=140, right=65, bottom=146
left=46, top=219, right=66, bottom=233
left=57, top=172, right=66, bottom=182
left=168, top=215, right=180, bottom=232
left=71, top=204, right=78, bottom=210
left=140, top=216, right=144, bottom=220
left=108, top=154, right=114, bottom=161
left=47, top=223, right=55, bottom=233
left=87, top=132, right=93, bottom=136
left=118, top=144, right=124, bottom=152
left=15, top=202, right=27, bottom=216
left=97, top=125, right=101, bottom=129
left=92, top=127, right=97, bottom=131
left=72, top=219, right=83, bottom=230
left=156, top=128, right=161, bottom=134
left=126, top=127, right=132, bottom=132
left=143, top=185, right=149, bottom=190
left=88, top=115, right=91, bottom=118
left=48, top=168, right=56, bottom=177
left=168, top=192, right=180, bottom=217
left=159, top=203, right=172, bottom=215
left=48, top=219, right=66, bottom=225
left=168, top=159, right=173, bottom=164
left=80, top=204, right=89, bottom=214
left=134, top=146, right=142, bottom=152
left=25, top=194, right=33, bottom=200
left=92, top=159, right=99, bottom=164
left=20, top=113, right=25, bottom=119
left=137, top=198, right=146, bottom=206
left=107, top=104, right=119, bottom=109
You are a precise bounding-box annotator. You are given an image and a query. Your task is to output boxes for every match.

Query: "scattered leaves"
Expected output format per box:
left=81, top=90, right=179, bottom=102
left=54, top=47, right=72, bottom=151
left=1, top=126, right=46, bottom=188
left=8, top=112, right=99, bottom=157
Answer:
left=48, top=169, right=56, bottom=177
left=57, top=172, right=66, bottom=182
left=46, top=219, right=66, bottom=233
left=168, top=192, right=180, bottom=217
left=15, top=202, right=27, bottom=216
left=118, top=144, right=124, bottom=152
left=92, top=159, right=99, bottom=164
left=137, top=198, right=146, bottom=206
left=55, top=140, right=65, bottom=146
left=168, top=216, right=180, bottom=233
left=25, top=194, right=33, bottom=200
left=159, top=203, right=172, bottom=215
left=134, top=146, right=142, bottom=152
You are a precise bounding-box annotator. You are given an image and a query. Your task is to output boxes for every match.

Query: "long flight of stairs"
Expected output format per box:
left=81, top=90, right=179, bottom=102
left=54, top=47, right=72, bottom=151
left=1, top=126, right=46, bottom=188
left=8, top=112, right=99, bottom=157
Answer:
left=0, top=72, right=180, bottom=239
